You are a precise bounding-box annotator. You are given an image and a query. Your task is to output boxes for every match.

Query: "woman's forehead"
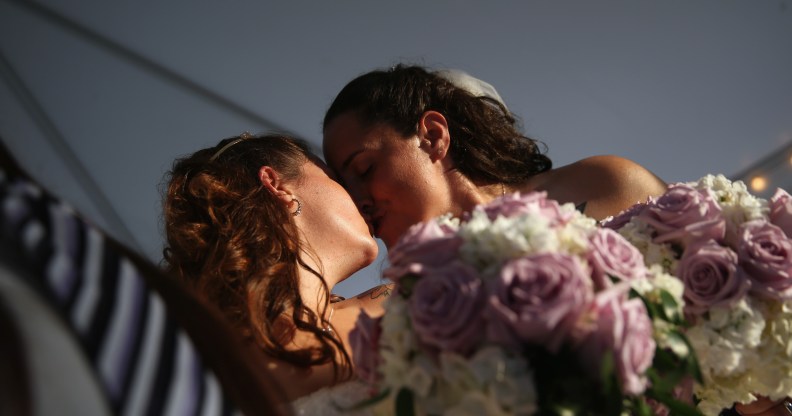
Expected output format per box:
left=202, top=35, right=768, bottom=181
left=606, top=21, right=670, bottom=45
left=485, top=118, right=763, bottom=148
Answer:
left=323, top=115, right=382, bottom=164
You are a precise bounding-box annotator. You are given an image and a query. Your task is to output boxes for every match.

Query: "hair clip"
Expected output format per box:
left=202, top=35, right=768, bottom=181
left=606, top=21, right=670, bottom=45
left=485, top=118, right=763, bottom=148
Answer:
left=434, top=69, right=508, bottom=111
left=209, top=132, right=254, bottom=162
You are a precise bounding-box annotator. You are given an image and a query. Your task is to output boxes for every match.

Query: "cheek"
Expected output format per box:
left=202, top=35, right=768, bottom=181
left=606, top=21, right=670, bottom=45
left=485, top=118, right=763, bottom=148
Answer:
left=374, top=157, right=431, bottom=197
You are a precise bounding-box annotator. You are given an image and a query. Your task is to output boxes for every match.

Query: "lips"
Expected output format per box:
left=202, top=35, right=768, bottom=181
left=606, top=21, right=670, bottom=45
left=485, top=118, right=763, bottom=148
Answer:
left=370, top=215, right=383, bottom=238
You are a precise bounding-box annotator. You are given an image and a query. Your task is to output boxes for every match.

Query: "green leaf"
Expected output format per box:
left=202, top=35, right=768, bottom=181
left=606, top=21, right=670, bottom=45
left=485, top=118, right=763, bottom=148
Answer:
left=599, top=352, right=615, bottom=392
left=652, top=347, right=678, bottom=372
left=395, top=388, right=415, bottom=416
left=659, top=289, right=681, bottom=323
left=677, top=332, right=703, bottom=383
left=631, top=288, right=661, bottom=320
left=630, top=397, right=654, bottom=416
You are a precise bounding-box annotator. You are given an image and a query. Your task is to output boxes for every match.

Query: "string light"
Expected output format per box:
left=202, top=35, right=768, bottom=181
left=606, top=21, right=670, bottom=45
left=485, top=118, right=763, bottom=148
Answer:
left=750, top=176, right=768, bottom=192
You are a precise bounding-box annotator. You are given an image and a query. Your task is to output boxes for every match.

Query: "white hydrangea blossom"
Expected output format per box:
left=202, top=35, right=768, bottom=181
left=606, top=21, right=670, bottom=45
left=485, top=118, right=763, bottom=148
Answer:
left=689, top=299, right=765, bottom=377
left=379, top=293, right=539, bottom=414
left=616, top=219, right=679, bottom=272
left=689, top=298, right=771, bottom=414
left=691, top=175, right=769, bottom=244
left=435, top=213, right=461, bottom=230
left=458, top=203, right=597, bottom=276
left=556, top=216, right=597, bottom=256
left=458, top=210, right=556, bottom=274
left=748, top=300, right=792, bottom=400
left=631, top=266, right=684, bottom=302
left=379, top=297, right=416, bottom=389
left=467, top=347, right=537, bottom=413
left=430, top=348, right=537, bottom=416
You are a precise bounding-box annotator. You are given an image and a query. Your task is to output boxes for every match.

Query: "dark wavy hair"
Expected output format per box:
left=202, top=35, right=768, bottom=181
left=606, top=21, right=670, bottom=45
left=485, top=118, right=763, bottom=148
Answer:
left=323, top=64, right=552, bottom=184
left=162, top=134, right=350, bottom=381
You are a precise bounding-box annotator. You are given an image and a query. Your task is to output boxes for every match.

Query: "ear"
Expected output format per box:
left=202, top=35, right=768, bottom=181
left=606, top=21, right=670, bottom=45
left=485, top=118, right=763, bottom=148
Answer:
left=417, top=111, right=451, bottom=163
left=258, top=166, right=294, bottom=205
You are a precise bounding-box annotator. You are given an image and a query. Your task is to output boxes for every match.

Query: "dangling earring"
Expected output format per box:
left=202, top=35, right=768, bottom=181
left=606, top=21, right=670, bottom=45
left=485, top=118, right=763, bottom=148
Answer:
left=291, top=198, right=302, bottom=216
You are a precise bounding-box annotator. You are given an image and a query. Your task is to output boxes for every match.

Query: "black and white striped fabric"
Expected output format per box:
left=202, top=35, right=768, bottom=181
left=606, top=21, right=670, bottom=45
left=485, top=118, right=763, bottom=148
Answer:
left=0, top=170, right=238, bottom=416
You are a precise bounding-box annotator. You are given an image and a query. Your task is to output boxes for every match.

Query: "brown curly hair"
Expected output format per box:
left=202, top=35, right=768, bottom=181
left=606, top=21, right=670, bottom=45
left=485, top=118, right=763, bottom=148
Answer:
left=162, top=133, right=350, bottom=381
left=323, top=64, right=552, bottom=184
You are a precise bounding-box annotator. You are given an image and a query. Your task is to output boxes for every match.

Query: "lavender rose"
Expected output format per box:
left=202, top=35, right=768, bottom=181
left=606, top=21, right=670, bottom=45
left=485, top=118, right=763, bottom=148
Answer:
left=408, top=261, right=486, bottom=356
left=578, top=287, right=655, bottom=396
left=348, top=310, right=383, bottom=384
left=588, top=228, right=648, bottom=290
left=770, top=188, right=792, bottom=238
left=385, top=219, right=463, bottom=283
left=738, top=220, right=792, bottom=299
left=479, top=191, right=574, bottom=225
left=638, top=183, right=725, bottom=245
left=487, top=252, right=593, bottom=353
left=601, top=200, right=651, bottom=230
left=676, top=239, right=748, bottom=315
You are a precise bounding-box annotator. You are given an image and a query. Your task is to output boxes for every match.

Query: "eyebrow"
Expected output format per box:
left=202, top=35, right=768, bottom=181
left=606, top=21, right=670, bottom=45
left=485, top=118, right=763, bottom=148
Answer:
left=340, top=149, right=365, bottom=172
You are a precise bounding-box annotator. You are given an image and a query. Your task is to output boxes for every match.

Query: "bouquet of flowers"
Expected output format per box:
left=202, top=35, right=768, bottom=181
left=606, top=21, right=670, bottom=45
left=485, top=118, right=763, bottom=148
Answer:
left=349, top=192, right=700, bottom=415
left=602, top=174, right=792, bottom=415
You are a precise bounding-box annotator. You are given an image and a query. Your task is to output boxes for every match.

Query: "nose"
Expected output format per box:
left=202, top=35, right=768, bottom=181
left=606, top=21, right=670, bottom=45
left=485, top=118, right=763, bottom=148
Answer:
left=345, top=182, right=374, bottom=218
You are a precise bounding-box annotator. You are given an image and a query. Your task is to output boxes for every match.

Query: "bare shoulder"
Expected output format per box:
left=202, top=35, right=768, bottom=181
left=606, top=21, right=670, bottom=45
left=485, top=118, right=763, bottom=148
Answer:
left=532, top=155, right=667, bottom=220
left=572, top=155, right=665, bottom=189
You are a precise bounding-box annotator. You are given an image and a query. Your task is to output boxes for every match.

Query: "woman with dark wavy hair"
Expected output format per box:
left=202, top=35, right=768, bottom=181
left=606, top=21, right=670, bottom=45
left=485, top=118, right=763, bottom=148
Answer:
left=323, top=64, right=668, bottom=248
left=162, top=133, right=386, bottom=406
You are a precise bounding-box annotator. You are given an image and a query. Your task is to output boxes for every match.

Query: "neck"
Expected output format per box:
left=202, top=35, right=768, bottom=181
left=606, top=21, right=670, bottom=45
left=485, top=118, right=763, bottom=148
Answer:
left=296, top=259, right=331, bottom=311
left=446, top=170, right=508, bottom=213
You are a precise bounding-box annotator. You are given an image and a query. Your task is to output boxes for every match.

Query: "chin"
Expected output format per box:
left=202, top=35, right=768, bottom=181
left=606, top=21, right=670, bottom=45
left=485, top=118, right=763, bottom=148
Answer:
left=380, top=235, right=398, bottom=250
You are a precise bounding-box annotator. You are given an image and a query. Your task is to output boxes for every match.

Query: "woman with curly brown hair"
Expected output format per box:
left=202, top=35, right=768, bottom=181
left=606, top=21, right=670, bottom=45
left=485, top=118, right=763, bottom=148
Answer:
left=162, top=133, right=385, bottom=407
